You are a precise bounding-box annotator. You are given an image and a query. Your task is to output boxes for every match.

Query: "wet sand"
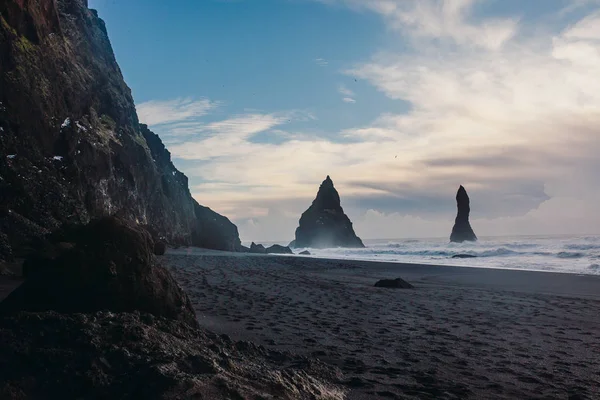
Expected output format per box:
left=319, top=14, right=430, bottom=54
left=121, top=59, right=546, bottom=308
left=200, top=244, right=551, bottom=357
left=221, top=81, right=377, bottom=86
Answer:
left=163, top=248, right=600, bottom=399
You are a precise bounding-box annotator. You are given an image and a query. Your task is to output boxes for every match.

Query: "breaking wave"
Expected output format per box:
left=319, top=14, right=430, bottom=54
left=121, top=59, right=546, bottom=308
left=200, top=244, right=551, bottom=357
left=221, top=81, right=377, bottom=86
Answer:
left=295, top=234, right=600, bottom=275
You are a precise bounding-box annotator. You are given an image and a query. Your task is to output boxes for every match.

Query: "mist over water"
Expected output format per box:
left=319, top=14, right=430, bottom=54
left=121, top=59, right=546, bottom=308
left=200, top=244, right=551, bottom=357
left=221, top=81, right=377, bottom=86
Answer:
left=291, top=235, right=600, bottom=275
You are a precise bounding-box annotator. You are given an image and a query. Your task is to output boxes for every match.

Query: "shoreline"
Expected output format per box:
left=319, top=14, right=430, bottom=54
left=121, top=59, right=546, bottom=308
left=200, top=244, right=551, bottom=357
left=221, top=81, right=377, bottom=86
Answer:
left=281, top=252, right=600, bottom=277
left=167, top=247, right=600, bottom=298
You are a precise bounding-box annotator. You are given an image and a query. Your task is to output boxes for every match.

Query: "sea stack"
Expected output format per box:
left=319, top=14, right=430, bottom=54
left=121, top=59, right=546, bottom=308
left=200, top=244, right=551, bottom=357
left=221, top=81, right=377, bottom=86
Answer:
left=292, top=176, right=364, bottom=248
left=450, top=185, right=477, bottom=243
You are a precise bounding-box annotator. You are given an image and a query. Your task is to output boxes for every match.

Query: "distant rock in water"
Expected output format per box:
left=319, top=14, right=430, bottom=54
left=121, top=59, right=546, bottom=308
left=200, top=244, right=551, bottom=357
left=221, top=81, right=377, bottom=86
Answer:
left=450, top=186, right=478, bottom=243
left=266, top=244, right=293, bottom=255
left=0, top=217, right=199, bottom=329
left=452, top=254, right=477, bottom=259
left=250, top=242, right=267, bottom=254
left=374, top=278, right=413, bottom=289
left=293, top=176, right=364, bottom=249
left=299, top=250, right=311, bottom=255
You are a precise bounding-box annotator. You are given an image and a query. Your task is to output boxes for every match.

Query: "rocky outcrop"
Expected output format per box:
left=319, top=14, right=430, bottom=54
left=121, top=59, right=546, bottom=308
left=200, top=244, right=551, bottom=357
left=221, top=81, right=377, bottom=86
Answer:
left=0, top=0, right=241, bottom=258
left=293, top=176, right=364, bottom=249
left=266, top=244, right=293, bottom=254
left=0, top=217, right=199, bottom=328
left=0, top=311, right=344, bottom=400
left=450, top=186, right=477, bottom=243
left=299, top=250, right=311, bottom=255
left=250, top=242, right=267, bottom=254
left=374, top=278, right=413, bottom=289
left=191, top=200, right=241, bottom=252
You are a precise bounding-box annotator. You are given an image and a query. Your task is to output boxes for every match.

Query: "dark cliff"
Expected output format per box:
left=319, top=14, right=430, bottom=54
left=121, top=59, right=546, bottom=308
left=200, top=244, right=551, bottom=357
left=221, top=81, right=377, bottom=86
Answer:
left=0, top=0, right=241, bottom=258
left=293, top=176, right=364, bottom=249
left=450, top=185, right=477, bottom=243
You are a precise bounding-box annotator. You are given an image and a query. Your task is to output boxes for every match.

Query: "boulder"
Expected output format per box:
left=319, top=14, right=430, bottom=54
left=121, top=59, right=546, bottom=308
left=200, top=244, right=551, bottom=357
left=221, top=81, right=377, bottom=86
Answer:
left=450, top=186, right=477, bottom=243
left=0, top=217, right=198, bottom=328
left=141, top=224, right=167, bottom=255
left=299, top=250, right=311, bottom=255
left=266, top=245, right=293, bottom=255
left=153, top=241, right=167, bottom=256
left=0, top=311, right=343, bottom=400
left=293, top=176, right=364, bottom=249
left=374, top=278, right=413, bottom=289
left=250, top=242, right=267, bottom=254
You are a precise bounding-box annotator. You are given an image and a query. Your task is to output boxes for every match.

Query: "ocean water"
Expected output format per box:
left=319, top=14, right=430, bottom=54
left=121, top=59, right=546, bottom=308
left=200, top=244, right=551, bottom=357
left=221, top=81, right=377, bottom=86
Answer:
left=290, top=235, right=600, bottom=275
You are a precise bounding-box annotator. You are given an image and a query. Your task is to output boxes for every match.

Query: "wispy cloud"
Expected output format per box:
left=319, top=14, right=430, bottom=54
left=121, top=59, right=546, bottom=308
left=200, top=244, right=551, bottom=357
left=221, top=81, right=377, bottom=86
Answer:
left=339, top=84, right=356, bottom=103
left=338, top=84, right=354, bottom=97
left=315, top=57, right=329, bottom=67
left=136, top=98, right=219, bottom=126
left=317, top=0, right=519, bottom=50
left=169, top=112, right=296, bottom=160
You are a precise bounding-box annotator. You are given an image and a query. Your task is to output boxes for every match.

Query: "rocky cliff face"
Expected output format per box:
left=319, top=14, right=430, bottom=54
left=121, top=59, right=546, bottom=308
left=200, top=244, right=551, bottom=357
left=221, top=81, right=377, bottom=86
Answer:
left=293, top=176, right=364, bottom=249
left=450, top=185, right=477, bottom=243
left=0, top=0, right=241, bottom=259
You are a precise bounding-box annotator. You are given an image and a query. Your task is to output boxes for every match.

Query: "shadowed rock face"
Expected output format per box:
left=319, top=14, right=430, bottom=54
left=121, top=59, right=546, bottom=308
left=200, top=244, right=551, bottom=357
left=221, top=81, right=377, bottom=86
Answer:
left=293, top=176, right=364, bottom=249
left=0, top=217, right=199, bottom=328
left=0, top=311, right=344, bottom=400
left=0, top=0, right=241, bottom=259
left=450, top=186, right=477, bottom=243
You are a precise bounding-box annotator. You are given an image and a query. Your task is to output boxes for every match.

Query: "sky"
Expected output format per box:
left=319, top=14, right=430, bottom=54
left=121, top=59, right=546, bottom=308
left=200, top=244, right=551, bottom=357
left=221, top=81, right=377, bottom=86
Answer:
left=88, top=0, right=600, bottom=241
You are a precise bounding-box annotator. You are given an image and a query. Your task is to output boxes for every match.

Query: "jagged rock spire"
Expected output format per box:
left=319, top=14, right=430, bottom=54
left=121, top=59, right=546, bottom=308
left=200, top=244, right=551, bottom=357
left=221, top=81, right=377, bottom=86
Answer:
left=450, top=185, right=477, bottom=243
left=292, top=176, right=364, bottom=249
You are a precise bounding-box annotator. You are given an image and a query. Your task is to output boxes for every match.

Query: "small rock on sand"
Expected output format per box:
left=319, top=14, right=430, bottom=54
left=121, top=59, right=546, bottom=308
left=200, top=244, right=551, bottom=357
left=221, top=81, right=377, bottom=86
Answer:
left=374, top=278, right=413, bottom=289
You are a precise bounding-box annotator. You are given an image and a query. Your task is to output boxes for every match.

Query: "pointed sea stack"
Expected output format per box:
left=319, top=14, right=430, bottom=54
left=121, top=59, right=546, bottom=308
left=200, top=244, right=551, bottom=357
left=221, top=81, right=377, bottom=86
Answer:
left=293, top=176, right=364, bottom=248
left=450, top=185, right=477, bottom=243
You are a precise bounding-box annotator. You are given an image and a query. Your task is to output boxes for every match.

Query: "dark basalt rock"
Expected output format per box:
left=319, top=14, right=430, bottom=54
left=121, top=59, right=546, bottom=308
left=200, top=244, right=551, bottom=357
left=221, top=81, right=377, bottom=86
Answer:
left=191, top=200, right=242, bottom=252
left=450, top=186, right=478, bottom=243
left=0, top=233, right=13, bottom=263
left=153, top=240, right=166, bottom=256
left=141, top=223, right=167, bottom=255
left=0, top=311, right=343, bottom=400
left=0, top=217, right=199, bottom=328
left=293, top=176, right=364, bottom=249
left=250, top=242, right=267, bottom=254
left=266, top=244, right=293, bottom=254
left=299, top=250, right=311, bottom=255
left=0, top=0, right=241, bottom=256
left=374, top=278, right=413, bottom=289
left=452, top=254, right=477, bottom=259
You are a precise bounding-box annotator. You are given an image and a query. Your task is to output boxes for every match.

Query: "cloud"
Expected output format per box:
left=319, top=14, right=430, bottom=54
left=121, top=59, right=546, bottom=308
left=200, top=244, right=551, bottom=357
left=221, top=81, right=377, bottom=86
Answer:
left=339, top=84, right=356, bottom=103
left=338, top=84, right=355, bottom=97
left=169, top=113, right=296, bottom=160
left=317, top=0, right=519, bottom=50
left=149, top=0, right=600, bottom=240
left=136, top=98, right=218, bottom=126
left=315, top=58, right=329, bottom=66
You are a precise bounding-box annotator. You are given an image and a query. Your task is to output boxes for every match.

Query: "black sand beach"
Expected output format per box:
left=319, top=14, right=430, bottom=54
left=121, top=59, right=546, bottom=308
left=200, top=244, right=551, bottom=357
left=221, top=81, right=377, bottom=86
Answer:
left=164, top=249, right=600, bottom=399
